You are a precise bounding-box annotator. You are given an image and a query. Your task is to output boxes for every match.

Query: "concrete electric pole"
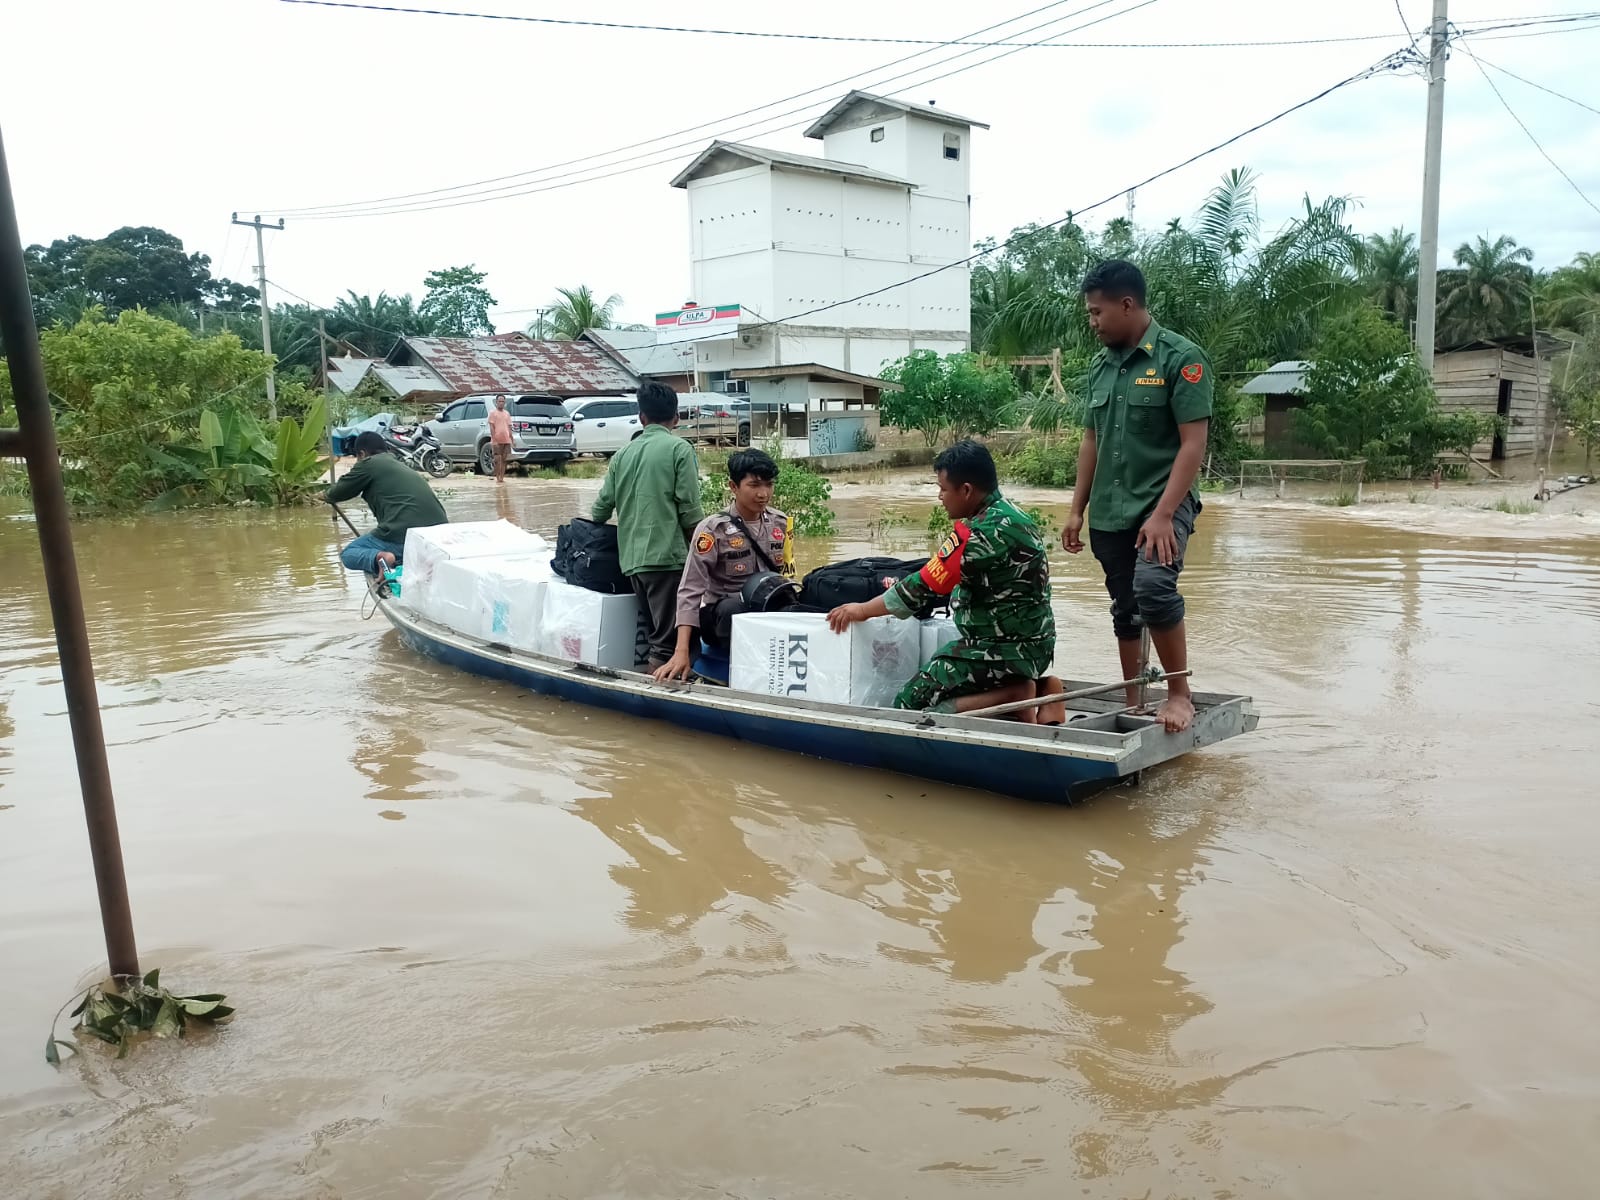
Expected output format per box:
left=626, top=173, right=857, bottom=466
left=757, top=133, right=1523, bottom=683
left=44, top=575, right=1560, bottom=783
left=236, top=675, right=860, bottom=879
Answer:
left=231, top=213, right=285, bottom=420
left=1415, top=0, right=1449, bottom=375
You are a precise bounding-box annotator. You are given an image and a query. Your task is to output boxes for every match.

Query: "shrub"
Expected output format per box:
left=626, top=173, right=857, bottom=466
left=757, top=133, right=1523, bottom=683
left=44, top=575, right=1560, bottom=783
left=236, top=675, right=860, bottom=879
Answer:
left=999, top=432, right=1081, bottom=488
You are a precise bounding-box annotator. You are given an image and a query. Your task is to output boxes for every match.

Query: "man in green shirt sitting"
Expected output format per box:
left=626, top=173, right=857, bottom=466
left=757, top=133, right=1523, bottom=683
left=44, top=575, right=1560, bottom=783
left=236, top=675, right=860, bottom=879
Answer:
left=325, top=431, right=449, bottom=576
left=1063, top=260, right=1212, bottom=733
left=591, top=381, right=704, bottom=671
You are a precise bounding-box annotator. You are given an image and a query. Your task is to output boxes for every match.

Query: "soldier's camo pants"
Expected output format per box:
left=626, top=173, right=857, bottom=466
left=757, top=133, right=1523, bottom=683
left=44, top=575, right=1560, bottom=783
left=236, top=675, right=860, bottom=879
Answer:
left=894, top=637, right=1055, bottom=713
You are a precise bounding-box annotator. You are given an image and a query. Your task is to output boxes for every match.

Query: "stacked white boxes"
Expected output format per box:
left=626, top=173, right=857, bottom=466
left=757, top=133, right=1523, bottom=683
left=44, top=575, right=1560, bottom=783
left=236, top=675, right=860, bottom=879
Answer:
left=919, top=616, right=960, bottom=665
left=429, top=554, right=557, bottom=652
left=400, top=520, right=652, bottom=670
left=729, top=612, right=922, bottom=708
left=401, top=521, right=548, bottom=613
left=537, top=580, right=648, bottom=670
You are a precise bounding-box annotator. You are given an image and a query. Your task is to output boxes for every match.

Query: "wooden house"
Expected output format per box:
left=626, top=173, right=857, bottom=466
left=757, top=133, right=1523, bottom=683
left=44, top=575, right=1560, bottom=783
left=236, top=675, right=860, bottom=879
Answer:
left=1240, top=339, right=1557, bottom=462
left=1432, top=338, right=1555, bottom=460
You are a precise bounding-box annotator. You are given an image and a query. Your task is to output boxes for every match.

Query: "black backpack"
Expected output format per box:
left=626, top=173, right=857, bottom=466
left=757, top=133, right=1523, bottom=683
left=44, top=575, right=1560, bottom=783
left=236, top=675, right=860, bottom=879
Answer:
left=553, top=519, right=631, bottom=594
left=797, top=556, right=943, bottom=619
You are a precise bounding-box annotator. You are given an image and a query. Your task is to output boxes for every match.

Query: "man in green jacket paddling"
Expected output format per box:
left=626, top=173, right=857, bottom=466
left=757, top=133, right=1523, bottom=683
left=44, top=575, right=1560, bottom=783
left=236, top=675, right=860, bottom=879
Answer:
left=591, top=381, right=705, bottom=671
left=325, top=431, right=448, bottom=576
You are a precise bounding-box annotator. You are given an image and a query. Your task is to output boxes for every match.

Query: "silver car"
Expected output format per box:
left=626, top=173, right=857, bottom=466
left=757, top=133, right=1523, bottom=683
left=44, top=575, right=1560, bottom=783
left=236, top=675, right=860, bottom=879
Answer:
left=426, top=394, right=575, bottom=474
left=675, top=396, right=752, bottom=446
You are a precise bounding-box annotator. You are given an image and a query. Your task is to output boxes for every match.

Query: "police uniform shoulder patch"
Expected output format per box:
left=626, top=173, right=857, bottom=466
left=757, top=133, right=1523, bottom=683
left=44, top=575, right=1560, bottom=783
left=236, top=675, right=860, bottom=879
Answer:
left=1181, top=363, right=1205, bottom=384
left=695, top=531, right=715, bottom=554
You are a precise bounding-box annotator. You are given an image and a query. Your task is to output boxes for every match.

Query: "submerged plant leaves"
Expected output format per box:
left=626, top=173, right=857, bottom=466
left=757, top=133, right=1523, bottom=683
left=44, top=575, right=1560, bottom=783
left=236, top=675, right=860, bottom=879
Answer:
left=45, top=974, right=234, bottom=1064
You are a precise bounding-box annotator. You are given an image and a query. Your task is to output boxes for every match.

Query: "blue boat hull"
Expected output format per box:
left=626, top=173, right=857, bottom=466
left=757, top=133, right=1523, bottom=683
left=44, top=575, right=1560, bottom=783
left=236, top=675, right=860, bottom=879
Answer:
left=395, top=621, right=1125, bottom=804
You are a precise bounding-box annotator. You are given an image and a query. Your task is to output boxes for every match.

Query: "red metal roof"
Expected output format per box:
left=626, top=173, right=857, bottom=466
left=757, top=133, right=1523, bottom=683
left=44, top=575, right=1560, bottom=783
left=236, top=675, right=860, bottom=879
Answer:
left=394, top=332, right=638, bottom=398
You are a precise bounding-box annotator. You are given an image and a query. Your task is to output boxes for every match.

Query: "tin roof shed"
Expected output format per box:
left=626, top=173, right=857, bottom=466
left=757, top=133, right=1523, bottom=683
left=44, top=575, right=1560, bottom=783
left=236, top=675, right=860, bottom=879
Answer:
left=387, top=332, right=638, bottom=399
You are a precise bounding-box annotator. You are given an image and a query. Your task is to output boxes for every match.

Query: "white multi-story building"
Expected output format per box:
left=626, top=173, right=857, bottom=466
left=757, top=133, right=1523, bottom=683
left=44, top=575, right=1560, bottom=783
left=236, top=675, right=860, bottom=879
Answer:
left=665, top=90, right=985, bottom=390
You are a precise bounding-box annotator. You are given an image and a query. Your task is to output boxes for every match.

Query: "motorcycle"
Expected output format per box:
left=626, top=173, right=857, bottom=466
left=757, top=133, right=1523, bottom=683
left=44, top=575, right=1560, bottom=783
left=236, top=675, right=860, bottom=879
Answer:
left=385, top=425, right=452, bottom=478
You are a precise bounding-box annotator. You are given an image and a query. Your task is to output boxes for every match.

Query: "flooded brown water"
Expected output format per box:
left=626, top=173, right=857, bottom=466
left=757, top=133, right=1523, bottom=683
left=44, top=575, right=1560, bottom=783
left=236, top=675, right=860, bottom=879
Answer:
left=1, top=475, right=1598, bottom=1199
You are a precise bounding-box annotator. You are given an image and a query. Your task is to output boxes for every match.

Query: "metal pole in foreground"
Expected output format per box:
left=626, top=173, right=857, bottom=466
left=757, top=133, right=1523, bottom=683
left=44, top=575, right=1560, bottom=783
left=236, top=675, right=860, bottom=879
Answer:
left=0, top=129, right=139, bottom=978
left=1415, top=0, right=1449, bottom=376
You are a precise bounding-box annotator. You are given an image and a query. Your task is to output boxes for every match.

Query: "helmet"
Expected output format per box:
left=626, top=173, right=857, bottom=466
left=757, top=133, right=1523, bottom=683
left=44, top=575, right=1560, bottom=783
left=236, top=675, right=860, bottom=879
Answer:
left=741, top=572, right=800, bottom=612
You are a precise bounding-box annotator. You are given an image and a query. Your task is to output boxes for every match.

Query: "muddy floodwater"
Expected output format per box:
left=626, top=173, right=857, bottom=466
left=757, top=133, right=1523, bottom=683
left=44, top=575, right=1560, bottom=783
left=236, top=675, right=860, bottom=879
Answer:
left=1, top=475, right=1597, bottom=1199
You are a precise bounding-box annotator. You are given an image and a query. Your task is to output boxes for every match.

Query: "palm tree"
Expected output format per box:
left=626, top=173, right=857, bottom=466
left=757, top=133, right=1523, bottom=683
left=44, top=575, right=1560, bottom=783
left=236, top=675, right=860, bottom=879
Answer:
left=538, top=285, right=623, bottom=340
left=1358, top=228, right=1419, bottom=327
left=1439, top=234, right=1534, bottom=345
left=1540, top=251, right=1600, bottom=333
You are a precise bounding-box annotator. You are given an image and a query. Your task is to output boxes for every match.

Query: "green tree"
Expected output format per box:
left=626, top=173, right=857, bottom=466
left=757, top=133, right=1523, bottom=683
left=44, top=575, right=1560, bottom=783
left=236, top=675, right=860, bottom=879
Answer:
left=1294, top=305, right=1487, bottom=476
left=878, top=350, right=1019, bottom=447
left=1540, top=251, right=1600, bottom=333
left=22, top=226, right=252, bottom=319
left=539, top=285, right=622, bottom=339
left=1552, top=319, right=1600, bottom=471
left=1358, top=228, right=1419, bottom=328
left=419, top=264, right=497, bottom=337
left=1439, top=234, right=1535, bottom=345
left=970, top=167, right=1363, bottom=469
left=0, top=309, right=276, bottom=509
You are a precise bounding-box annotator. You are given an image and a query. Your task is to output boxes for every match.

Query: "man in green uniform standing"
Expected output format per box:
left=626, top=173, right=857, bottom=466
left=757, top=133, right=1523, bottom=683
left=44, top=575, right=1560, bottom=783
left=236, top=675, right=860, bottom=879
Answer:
left=829, top=440, right=1062, bottom=721
left=1063, top=260, right=1211, bottom=733
left=325, top=431, right=448, bottom=576
left=591, top=381, right=704, bottom=671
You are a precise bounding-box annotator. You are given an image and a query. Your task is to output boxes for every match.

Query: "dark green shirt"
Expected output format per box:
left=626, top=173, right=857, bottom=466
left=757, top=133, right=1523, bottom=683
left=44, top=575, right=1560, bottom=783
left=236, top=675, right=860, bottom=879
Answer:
left=591, top=424, right=704, bottom=575
left=325, top=453, right=448, bottom=543
left=1082, top=319, right=1213, bottom=532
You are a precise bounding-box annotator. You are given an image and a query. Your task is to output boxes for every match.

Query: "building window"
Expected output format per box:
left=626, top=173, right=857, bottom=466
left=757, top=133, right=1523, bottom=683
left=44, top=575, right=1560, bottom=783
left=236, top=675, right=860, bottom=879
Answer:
left=943, top=133, right=961, bottom=161
left=870, top=126, right=885, bottom=143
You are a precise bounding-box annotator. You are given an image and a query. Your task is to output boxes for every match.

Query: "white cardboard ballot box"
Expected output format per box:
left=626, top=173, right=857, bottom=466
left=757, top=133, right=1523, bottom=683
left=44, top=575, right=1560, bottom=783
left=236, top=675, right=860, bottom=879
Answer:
left=729, top=612, right=922, bottom=708
left=425, top=553, right=556, bottom=651
left=919, top=617, right=960, bottom=665
left=401, top=520, right=547, bottom=614
left=537, top=579, right=648, bottom=670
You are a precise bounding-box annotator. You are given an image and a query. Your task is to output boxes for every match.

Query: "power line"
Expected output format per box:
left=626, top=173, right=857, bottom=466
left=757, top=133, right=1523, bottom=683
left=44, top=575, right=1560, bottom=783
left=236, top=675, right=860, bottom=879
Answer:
left=251, top=9, right=1593, bottom=220
left=1394, top=0, right=1420, bottom=50
left=274, top=0, right=1411, bottom=47
left=275, top=0, right=1165, bottom=220
left=1473, top=53, right=1600, bottom=117
left=748, top=51, right=1415, bottom=331
left=259, top=0, right=1109, bottom=215
left=1455, top=31, right=1600, bottom=217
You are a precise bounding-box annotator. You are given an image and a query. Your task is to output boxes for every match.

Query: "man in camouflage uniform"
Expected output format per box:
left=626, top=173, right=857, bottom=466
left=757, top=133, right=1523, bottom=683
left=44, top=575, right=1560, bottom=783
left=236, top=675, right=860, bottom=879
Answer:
left=655, top=449, right=794, bottom=681
left=828, top=440, right=1061, bottom=719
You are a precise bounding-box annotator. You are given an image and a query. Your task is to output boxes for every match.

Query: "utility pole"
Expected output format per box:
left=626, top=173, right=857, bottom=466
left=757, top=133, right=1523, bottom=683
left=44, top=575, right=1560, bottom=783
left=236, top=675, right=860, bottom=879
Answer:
left=231, top=213, right=284, bottom=420
left=318, top=314, right=336, bottom=484
left=1415, top=0, right=1449, bottom=376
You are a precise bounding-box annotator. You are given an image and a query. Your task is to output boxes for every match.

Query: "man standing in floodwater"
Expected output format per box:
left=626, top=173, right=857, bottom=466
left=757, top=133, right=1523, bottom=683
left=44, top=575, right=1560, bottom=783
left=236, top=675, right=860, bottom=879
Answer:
left=486, top=395, right=514, bottom=484
left=1064, top=260, right=1211, bottom=733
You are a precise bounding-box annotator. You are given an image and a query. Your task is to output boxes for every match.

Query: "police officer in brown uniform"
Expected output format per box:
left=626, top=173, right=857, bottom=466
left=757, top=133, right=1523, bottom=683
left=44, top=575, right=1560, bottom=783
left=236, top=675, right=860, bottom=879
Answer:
left=655, top=449, right=794, bottom=682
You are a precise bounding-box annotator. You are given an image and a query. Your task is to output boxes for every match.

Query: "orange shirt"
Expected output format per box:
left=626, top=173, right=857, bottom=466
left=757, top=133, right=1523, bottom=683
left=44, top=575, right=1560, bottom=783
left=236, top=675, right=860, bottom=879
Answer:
left=486, top=407, right=513, bottom=445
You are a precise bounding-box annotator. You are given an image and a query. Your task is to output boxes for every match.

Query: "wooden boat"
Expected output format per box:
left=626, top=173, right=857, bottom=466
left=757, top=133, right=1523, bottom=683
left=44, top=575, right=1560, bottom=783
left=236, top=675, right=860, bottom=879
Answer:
left=376, top=594, right=1259, bottom=804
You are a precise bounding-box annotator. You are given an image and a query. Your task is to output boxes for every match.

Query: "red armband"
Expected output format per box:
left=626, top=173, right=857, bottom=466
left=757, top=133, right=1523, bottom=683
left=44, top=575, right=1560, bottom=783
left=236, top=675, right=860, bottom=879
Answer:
left=918, top=521, right=970, bottom=596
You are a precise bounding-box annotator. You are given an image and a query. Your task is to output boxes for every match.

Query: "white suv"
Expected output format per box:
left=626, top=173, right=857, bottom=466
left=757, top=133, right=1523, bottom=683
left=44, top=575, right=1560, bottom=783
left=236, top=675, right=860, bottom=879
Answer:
left=566, top=397, right=642, bottom=458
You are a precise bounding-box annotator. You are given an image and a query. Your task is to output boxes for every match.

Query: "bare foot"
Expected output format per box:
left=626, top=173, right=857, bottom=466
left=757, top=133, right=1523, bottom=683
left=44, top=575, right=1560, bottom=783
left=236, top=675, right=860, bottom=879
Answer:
left=1156, top=692, right=1196, bottom=733
left=1035, top=676, right=1066, bottom=725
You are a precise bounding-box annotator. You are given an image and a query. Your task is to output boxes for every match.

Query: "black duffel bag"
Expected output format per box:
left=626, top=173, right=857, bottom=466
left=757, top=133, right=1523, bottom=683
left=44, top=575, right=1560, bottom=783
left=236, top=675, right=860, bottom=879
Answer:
left=553, top=518, right=631, bottom=594
left=797, top=556, right=943, bottom=618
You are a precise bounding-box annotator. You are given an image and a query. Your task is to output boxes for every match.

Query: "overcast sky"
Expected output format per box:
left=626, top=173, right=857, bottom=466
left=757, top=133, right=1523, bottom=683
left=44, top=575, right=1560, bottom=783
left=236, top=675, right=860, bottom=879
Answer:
left=4, top=0, right=1597, bottom=333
